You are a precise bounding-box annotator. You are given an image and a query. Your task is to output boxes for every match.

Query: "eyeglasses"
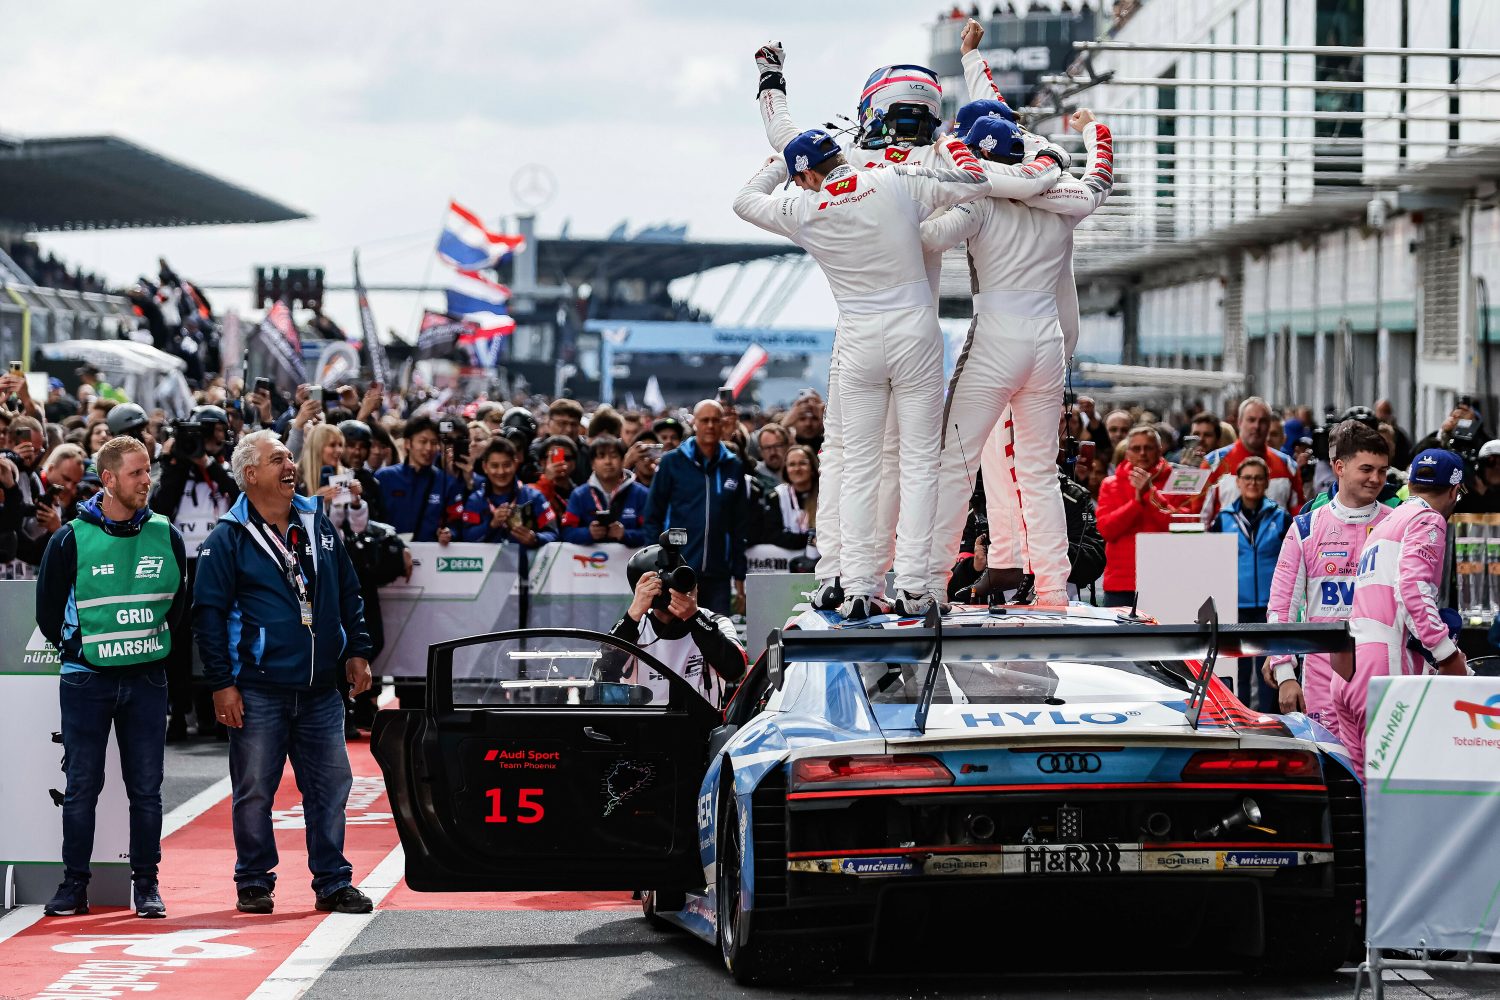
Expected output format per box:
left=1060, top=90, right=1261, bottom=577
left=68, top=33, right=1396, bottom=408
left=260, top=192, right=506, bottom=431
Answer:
left=1238, top=475, right=1268, bottom=484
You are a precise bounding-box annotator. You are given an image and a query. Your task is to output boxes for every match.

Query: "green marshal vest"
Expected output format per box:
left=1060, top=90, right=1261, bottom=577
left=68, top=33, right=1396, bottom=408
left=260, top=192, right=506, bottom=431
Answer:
left=72, top=514, right=180, bottom=667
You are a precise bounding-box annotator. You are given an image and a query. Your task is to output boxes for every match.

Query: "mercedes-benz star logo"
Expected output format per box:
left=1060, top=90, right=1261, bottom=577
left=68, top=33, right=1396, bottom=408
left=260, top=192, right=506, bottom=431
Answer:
left=511, top=164, right=557, bottom=212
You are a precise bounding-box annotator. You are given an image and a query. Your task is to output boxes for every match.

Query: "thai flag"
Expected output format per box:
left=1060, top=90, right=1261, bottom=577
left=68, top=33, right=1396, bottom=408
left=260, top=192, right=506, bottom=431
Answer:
left=724, top=343, right=768, bottom=398
left=437, top=200, right=526, bottom=270
left=446, top=269, right=516, bottom=337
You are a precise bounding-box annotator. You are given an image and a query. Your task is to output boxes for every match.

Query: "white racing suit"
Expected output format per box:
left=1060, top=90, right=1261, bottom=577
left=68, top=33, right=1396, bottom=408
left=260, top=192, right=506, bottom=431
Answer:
left=733, top=148, right=1060, bottom=597
left=759, top=87, right=944, bottom=591
left=921, top=121, right=1115, bottom=598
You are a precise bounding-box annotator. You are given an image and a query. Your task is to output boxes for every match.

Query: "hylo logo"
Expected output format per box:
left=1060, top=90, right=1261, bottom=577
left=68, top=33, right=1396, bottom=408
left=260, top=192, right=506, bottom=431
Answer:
left=1455, top=693, right=1500, bottom=730
left=436, top=556, right=484, bottom=572
left=92, top=564, right=115, bottom=577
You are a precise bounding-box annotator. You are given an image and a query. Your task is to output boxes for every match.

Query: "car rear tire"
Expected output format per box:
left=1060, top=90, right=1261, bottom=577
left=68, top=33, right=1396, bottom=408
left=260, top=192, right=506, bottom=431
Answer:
left=1260, top=897, right=1357, bottom=975
left=717, top=794, right=769, bottom=984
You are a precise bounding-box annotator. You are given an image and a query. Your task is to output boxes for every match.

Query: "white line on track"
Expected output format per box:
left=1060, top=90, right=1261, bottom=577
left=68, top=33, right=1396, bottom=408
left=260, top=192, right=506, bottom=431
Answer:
left=0, top=904, right=44, bottom=945
left=244, top=843, right=405, bottom=1000
left=161, top=775, right=235, bottom=839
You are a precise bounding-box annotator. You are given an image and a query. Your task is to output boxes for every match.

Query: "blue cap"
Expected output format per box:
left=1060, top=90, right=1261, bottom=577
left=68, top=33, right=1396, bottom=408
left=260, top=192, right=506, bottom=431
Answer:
left=954, top=98, right=1015, bottom=136
left=962, top=115, right=1025, bottom=161
left=784, top=129, right=842, bottom=184
left=1408, top=448, right=1464, bottom=489
left=48, top=376, right=65, bottom=391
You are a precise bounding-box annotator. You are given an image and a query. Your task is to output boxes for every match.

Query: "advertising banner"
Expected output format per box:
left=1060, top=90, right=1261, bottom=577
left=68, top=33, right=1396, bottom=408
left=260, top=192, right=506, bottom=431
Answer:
left=372, top=542, right=521, bottom=678
left=0, top=581, right=130, bottom=904
left=746, top=544, right=809, bottom=575
left=525, top=542, right=633, bottom=633
left=1365, top=674, right=1500, bottom=952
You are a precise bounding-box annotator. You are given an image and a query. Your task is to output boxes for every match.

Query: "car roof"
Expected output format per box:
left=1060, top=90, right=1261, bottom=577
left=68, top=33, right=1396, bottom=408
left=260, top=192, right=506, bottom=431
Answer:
left=787, top=602, right=1155, bottom=634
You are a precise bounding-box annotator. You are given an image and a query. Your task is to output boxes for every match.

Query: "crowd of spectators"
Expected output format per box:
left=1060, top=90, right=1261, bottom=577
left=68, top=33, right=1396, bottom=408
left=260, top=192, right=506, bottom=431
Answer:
left=3, top=238, right=110, bottom=294
left=937, top=1, right=1091, bottom=21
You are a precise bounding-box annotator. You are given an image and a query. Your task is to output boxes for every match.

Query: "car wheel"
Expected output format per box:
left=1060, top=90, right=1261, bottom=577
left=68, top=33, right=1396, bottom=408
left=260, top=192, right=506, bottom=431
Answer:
left=1259, top=897, right=1357, bottom=975
left=641, top=889, right=684, bottom=930
left=717, top=793, right=765, bottom=984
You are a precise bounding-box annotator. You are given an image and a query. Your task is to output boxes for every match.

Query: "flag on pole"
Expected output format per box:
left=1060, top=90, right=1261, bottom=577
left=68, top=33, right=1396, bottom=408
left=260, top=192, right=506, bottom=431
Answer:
left=643, top=375, right=666, bottom=413
left=445, top=269, right=516, bottom=337
left=437, top=200, right=526, bottom=270
left=254, top=300, right=306, bottom=385
left=417, top=311, right=477, bottom=360
left=724, top=343, right=769, bottom=398
left=352, top=250, right=391, bottom=385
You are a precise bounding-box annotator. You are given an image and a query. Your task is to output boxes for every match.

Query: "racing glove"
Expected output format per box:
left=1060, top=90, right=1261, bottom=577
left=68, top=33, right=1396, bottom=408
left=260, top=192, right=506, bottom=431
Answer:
left=1023, top=131, right=1073, bottom=171
left=756, top=41, right=786, bottom=96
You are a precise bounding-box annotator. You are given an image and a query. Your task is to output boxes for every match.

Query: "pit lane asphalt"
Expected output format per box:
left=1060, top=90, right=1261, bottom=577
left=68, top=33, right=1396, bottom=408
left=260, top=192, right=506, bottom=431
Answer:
left=161, top=742, right=1500, bottom=1000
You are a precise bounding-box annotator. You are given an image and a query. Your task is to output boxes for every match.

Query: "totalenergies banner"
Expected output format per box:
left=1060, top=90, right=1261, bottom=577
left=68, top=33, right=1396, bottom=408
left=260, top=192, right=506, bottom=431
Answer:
left=1365, top=674, right=1500, bottom=952
left=525, top=542, right=633, bottom=631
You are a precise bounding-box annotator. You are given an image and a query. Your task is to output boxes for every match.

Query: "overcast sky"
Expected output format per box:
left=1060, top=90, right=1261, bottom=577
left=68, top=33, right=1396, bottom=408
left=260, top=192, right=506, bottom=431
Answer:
left=3, top=1, right=942, bottom=340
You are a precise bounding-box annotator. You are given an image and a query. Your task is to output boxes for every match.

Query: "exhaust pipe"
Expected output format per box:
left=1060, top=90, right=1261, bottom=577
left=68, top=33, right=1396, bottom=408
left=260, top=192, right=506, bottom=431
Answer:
left=1143, top=811, right=1172, bottom=840
left=965, top=813, right=996, bottom=841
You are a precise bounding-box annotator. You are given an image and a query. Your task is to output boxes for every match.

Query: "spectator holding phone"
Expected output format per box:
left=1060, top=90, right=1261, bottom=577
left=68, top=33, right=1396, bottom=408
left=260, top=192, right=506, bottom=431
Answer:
left=296, top=423, right=368, bottom=534
left=2, top=416, right=59, bottom=578
left=374, top=416, right=468, bottom=543
left=532, top=435, right=580, bottom=523
left=460, top=438, right=557, bottom=546
left=562, top=435, right=649, bottom=547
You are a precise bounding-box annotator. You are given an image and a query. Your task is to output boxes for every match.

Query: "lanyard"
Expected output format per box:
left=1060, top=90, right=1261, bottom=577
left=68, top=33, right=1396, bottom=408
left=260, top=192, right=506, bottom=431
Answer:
left=255, top=516, right=313, bottom=627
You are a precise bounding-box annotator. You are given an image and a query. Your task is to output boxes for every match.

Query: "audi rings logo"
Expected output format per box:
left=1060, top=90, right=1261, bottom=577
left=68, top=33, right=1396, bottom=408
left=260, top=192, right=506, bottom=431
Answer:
left=1036, top=753, right=1102, bottom=774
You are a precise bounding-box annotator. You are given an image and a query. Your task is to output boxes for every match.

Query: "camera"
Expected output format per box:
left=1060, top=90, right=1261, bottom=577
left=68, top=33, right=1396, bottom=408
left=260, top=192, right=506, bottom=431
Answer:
left=439, top=420, right=455, bottom=436
left=652, top=528, right=697, bottom=611
left=591, top=510, right=618, bottom=526
left=169, top=419, right=205, bottom=462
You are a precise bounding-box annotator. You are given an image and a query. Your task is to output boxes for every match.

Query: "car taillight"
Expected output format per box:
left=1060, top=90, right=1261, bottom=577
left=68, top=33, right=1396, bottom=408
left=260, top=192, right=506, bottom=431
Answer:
left=790, top=754, right=954, bottom=791
left=1181, top=749, right=1321, bottom=782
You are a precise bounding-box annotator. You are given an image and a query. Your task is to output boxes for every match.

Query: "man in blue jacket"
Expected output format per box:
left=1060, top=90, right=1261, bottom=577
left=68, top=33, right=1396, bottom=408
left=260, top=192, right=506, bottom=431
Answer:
left=562, top=435, right=650, bottom=547
left=193, top=430, right=374, bottom=916
left=374, top=415, right=467, bottom=542
left=643, top=401, right=749, bottom=615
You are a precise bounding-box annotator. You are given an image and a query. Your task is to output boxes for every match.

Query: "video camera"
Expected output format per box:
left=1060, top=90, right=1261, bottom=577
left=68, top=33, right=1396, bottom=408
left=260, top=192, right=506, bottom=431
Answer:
left=652, top=528, right=697, bottom=612
left=168, top=419, right=205, bottom=462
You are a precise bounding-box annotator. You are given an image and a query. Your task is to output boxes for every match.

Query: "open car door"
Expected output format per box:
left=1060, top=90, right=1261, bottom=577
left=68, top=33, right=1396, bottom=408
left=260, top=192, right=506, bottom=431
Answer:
left=373, top=628, right=723, bottom=892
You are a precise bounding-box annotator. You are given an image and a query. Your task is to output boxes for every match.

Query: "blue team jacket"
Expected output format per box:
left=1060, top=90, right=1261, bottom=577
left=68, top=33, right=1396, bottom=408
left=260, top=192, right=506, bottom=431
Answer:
left=374, top=461, right=468, bottom=541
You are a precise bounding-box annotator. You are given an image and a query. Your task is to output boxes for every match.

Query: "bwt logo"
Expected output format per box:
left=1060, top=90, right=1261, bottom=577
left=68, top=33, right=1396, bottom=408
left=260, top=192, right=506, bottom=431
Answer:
left=572, top=551, right=609, bottom=569
left=1319, top=581, right=1354, bottom=606
left=1454, top=693, right=1500, bottom=730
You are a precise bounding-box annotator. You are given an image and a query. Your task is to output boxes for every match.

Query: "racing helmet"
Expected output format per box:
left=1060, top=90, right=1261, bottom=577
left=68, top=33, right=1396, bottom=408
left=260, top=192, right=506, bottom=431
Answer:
left=1478, top=438, right=1500, bottom=462
left=1339, top=405, right=1379, bottom=429
left=501, top=406, right=539, bottom=440
left=857, top=64, right=942, bottom=148
left=962, top=115, right=1026, bottom=163
left=190, top=404, right=228, bottom=426
left=337, top=419, right=373, bottom=444
left=105, top=402, right=149, bottom=439
left=954, top=98, right=1016, bottom=137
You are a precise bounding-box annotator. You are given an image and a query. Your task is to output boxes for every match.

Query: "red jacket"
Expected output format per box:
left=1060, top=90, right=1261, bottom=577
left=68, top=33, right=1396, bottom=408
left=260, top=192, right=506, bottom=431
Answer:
left=1194, top=440, right=1303, bottom=521
left=1095, top=460, right=1176, bottom=593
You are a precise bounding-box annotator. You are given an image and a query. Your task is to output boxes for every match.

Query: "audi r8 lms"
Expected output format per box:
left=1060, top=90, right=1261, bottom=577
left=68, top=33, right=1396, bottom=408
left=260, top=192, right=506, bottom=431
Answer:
left=373, top=601, right=1361, bottom=985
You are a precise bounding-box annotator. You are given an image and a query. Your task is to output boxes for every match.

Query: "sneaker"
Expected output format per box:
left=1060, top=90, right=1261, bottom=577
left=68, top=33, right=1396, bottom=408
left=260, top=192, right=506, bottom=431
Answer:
left=315, top=885, right=374, bottom=914
left=808, top=578, right=844, bottom=611
left=132, top=879, right=166, bottom=919
left=894, top=591, right=950, bottom=617
left=236, top=884, right=275, bottom=914
left=44, top=878, right=89, bottom=916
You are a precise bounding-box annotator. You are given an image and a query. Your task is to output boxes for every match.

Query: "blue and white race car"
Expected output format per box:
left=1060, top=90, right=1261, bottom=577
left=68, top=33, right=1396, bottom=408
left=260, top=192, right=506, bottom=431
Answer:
left=374, top=601, right=1360, bottom=984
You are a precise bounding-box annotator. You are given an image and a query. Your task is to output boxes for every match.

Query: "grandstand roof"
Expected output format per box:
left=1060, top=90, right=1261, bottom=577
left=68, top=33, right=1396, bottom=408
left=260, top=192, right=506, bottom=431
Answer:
left=522, top=237, right=802, bottom=285
left=0, top=134, right=306, bottom=232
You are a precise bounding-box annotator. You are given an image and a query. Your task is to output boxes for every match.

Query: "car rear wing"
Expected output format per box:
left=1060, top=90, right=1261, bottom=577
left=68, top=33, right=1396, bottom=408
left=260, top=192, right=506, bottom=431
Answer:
left=762, top=600, right=1351, bottom=731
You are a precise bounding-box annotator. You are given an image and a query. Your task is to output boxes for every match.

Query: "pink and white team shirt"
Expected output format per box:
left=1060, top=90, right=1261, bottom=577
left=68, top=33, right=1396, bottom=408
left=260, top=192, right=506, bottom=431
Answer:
left=1340, top=497, right=1457, bottom=766
left=1264, top=497, right=1390, bottom=743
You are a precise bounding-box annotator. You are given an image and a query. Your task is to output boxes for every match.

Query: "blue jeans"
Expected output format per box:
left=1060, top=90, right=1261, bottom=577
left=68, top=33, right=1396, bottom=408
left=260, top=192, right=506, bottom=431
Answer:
left=228, top=686, right=354, bottom=896
left=59, top=666, right=169, bottom=882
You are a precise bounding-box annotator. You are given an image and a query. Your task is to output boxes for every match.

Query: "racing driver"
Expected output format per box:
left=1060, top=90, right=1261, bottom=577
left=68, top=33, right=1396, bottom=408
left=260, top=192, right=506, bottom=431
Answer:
left=919, top=109, right=1114, bottom=606
left=733, top=128, right=1064, bottom=618
left=1263, top=420, right=1392, bottom=740
left=1340, top=448, right=1470, bottom=770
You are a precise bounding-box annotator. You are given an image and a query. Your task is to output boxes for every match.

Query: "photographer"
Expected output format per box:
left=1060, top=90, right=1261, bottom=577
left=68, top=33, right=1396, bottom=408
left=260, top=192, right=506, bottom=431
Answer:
left=601, top=534, right=748, bottom=708
left=461, top=438, right=558, bottom=546
left=374, top=415, right=468, bottom=543
left=150, top=404, right=237, bottom=739
left=1413, top=397, right=1488, bottom=457
left=2, top=416, right=61, bottom=578
left=561, top=435, right=649, bottom=547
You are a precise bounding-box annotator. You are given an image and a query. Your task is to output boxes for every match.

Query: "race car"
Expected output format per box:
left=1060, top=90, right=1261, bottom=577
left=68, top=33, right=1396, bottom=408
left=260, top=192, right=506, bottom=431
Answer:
left=373, top=600, right=1361, bottom=984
